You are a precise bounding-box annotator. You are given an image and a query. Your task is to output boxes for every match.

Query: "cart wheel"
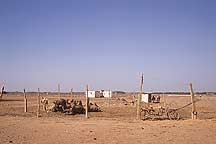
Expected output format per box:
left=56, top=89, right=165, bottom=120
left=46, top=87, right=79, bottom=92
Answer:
left=167, top=110, right=180, bottom=120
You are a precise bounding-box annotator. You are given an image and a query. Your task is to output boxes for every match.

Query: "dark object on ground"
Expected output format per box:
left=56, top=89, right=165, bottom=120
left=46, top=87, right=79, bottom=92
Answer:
left=64, top=100, right=85, bottom=115
left=89, top=102, right=102, bottom=112
left=51, top=99, right=102, bottom=115
left=52, top=99, right=67, bottom=112
left=141, top=106, right=180, bottom=121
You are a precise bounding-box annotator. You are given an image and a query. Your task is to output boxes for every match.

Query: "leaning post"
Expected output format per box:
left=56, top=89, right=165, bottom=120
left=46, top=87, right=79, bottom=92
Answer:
left=137, top=74, right=143, bottom=120
left=189, top=83, right=197, bottom=119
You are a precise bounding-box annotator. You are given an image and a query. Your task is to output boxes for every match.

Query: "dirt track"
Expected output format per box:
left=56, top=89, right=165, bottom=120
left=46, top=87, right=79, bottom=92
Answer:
left=1, top=93, right=216, bottom=144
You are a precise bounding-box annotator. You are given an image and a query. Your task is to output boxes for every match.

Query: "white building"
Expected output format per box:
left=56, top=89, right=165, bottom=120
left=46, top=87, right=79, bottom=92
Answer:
left=102, top=91, right=112, bottom=98
left=141, top=92, right=152, bottom=103
left=86, top=90, right=112, bottom=98
left=86, top=91, right=101, bottom=98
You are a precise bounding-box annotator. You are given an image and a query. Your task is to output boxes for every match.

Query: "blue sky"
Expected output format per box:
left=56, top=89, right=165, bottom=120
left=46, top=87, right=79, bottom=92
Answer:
left=0, top=0, right=215, bottom=92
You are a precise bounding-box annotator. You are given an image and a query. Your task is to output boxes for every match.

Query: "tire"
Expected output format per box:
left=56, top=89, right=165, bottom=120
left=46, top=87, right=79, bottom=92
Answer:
left=167, top=110, right=180, bottom=120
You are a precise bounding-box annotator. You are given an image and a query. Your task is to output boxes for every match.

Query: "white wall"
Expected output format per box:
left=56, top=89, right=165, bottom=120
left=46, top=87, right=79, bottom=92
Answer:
left=86, top=91, right=96, bottom=98
left=86, top=90, right=112, bottom=98
left=141, top=94, right=150, bottom=103
left=103, top=91, right=112, bottom=98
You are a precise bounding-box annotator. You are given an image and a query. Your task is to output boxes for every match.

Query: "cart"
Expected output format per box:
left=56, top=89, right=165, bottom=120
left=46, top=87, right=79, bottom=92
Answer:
left=141, top=99, right=200, bottom=120
left=141, top=105, right=180, bottom=120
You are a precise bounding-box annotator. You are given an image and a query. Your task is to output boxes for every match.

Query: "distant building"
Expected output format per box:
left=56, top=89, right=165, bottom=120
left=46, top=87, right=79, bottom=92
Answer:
left=86, top=90, right=112, bottom=98
left=86, top=91, right=101, bottom=98
left=141, top=92, right=160, bottom=103
left=141, top=92, right=152, bottom=103
left=102, top=90, right=112, bottom=98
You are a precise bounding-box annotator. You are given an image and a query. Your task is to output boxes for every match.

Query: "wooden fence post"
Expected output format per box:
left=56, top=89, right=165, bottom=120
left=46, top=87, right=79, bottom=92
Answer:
left=0, top=86, right=4, bottom=100
left=24, top=89, right=27, bottom=112
left=108, top=90, right=111, bottom=107
left=163, top=93, right=166, bottom=107
left=85, top=85, right=89, bottom=118
left=71, top=88, right=73, bottom=100
left=37, top=88, right=40, bottom=118
left=137, top=74, right=143, bottom=120
left=189, top=83, right=197, bottom=119
left=132, top=92, right=136, bottom=106
left=58, top=83, right=61, bottom=99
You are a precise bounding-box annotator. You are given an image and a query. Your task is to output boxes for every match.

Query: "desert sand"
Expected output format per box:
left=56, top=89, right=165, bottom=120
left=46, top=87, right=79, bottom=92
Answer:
left=1, top=93, right=216, bottom=144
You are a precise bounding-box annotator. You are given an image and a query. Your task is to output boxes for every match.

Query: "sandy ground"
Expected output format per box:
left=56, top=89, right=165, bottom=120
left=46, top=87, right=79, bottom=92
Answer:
left=0, top=93, right=216, bottom=144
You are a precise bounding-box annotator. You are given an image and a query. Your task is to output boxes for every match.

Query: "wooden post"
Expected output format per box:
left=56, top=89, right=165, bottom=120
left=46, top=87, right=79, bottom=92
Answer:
left=70, top=88, right=73, bottom=100
left=37, top=88, right=40, bottom=118
left=58, top=83, right=61, bottom=99
left=137, top=74, right=143, bottom=120
left=132, top=92, right=135, bottom=106
left=0, top=86, right=4, bottom=100
left=189, top=83, right=197, bottom=119
left=108, top=90, right=110, bottom=107
left=163, top=93, right=166, bottom=107
left=85, top=85, right=89, bottom=118
left=24, top=89, right=27, bottom=112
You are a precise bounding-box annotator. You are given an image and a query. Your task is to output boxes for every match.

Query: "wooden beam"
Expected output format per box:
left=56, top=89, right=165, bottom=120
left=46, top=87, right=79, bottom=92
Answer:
left=24, top=89, right=27, bottom=112
left=108, top=90, right=111, bottom=108
left=58, top=83, right=61, bottom=99
left=163, top=93, right=166, bottom=107
left=85, top=85, right=89, bottom=118
left=71, top=88, right=73, bottom=100
left=0, top=85, right=4, bottom=100
left=37, top=88, right=40, bottom=118
left=189, top=83, right=197, bottom=119
left=137, top=74, right=143, bottom=120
